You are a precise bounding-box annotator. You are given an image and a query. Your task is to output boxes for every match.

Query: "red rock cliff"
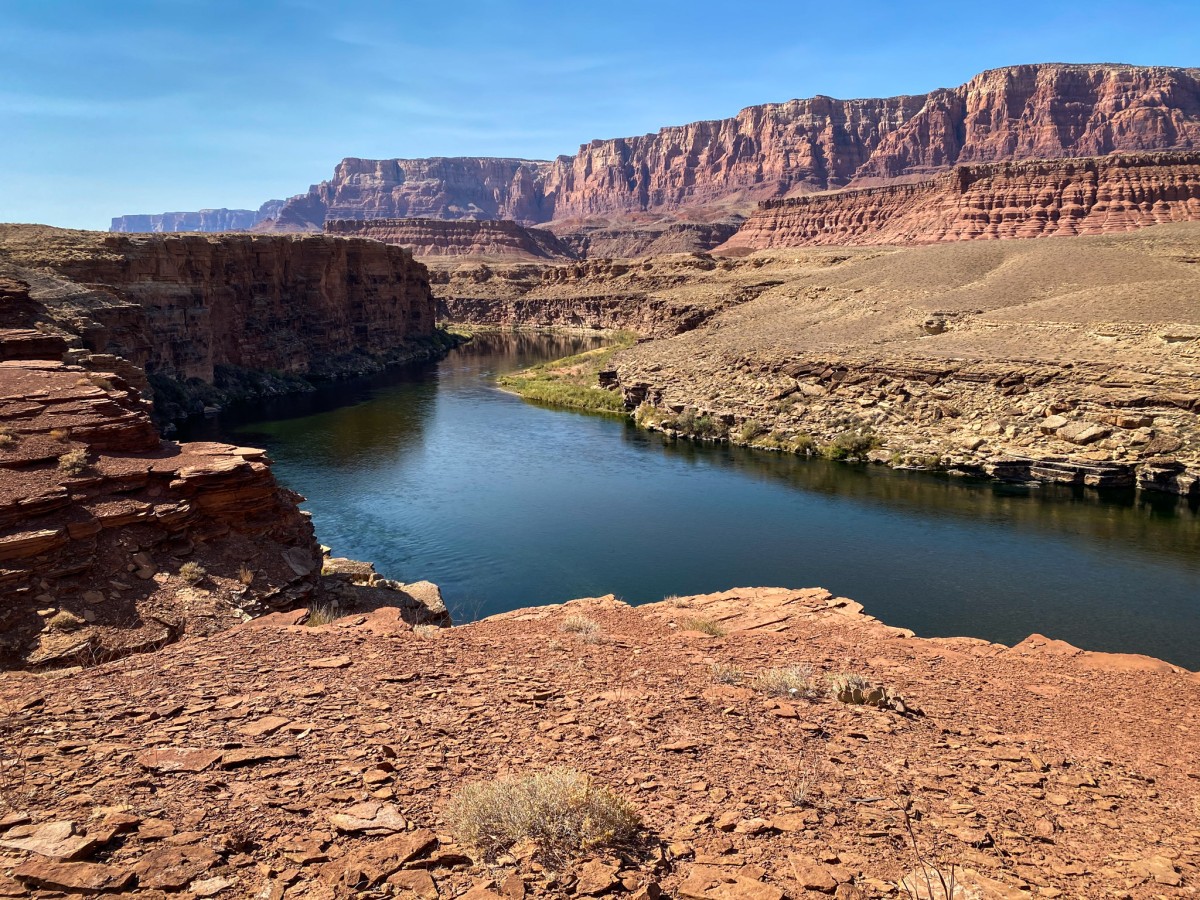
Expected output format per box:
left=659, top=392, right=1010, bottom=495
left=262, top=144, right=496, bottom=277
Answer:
left=719, top=152, right=1200, bottom=249
left=324, top=218, right=577, bottom=260
left=0, top=227, right=440, bottom=388
left=256, top=63, right=1200, bottom=231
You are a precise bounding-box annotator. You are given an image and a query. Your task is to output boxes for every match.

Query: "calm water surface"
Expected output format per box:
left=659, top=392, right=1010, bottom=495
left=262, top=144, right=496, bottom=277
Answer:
left=183, top=334, right=1200, bottom=669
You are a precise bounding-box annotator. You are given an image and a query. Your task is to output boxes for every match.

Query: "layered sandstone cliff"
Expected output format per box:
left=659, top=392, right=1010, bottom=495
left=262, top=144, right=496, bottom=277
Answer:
left=721, top=152, right=1200, bottom=249
left=0, top=225, right=442, bottom=418
left=240, top=63, right=1200, bottom=234
left=324, top=217, right=577, bottom=260
left=110, top=200, right=285, bottom=233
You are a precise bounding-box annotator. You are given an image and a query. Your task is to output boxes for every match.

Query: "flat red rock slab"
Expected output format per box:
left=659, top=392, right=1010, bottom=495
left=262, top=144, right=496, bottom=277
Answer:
left=220, top=745, right=299, bottom=768
left=309, top=654, right=352, bottom=669
left=13, top=859, right=134, bottom=893
left=136, top=747, right=223, bottom=773
left=0, top=821, right=97, bottom=860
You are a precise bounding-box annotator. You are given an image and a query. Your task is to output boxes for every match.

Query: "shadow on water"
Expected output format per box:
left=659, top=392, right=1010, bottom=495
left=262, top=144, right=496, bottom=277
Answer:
left=183, top=333, right=1200, bottom=669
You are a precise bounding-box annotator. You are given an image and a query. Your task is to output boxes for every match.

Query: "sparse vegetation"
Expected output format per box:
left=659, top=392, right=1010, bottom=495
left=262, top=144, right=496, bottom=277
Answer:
left=560, top=614, right=601, bottom=641
left=178, top=561, right=207, bottom=585
left=753, top=665, right=820, bottom=699
left=498, top=333, right=636, bottom=416
left=828, top=672, right=871, bottom=700
left=0, top=427, right=15, bottom=448
left=237, top=565, right=255, bottom=586
left=821, top=427, right=882, bottom=461
left=738, top=419, right=767, bottom=442
left=680, top=616, right=726, bottom=637
left=56, top=448, right=90, bottom=476
left=447, top=768, right=640, bottom=867
left=49, top=428, right=70, bottom=442
left=305, top=603, right=341, bottom=626
left=413, top=624, right=442, bottom=638
left=711, top=663, right=744, bottom=684
left=46, top=610, right=85, bottom=632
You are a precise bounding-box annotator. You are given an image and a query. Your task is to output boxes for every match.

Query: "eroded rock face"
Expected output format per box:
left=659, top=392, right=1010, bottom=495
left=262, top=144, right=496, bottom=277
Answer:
left=720, top=152, right=1200, bottom=250
left=0, top=351, right=322, bottom=668
left=109, top=201, right=284, bottom=233
left=324, top=217, right=578, bottom=260
left=253, top=64, right=1200, bottom=233
left=266, top=157, right=554, bottom=231
left=0, top=225, right=441, bottom=416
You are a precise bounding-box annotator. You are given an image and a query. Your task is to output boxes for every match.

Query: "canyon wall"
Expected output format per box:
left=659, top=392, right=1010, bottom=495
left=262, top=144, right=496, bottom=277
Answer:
left=0, top=226, right=440, bottom=414
left=721, top=152, right=1200, bottom=249
left=110, top=200, right=285, bottom=233
left=324, top=217, right=577, bottom=260
left=266, top=157, right=554, bottom=231
left=206, top=63, right=1200, bottom=235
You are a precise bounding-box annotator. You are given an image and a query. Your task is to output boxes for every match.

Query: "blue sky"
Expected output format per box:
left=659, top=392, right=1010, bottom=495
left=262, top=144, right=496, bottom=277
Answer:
left=2, top=0, right=1196, bottom=230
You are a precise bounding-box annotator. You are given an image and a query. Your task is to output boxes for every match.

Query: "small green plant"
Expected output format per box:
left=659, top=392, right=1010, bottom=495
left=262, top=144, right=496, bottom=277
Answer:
left=305, top=603, right=340, bottom=626
left=738, top=419, right=767, bottom=443
left=447, top=768, right=640, bottom=867
left=178, top=561, right=207, bottom=585
left=791, top=433, right=817, bottom=456
left=821, top=427, right=881, bottom=461
left=711, top=663, right=744, bottom=685
left=754, top=665, right=820, bottom=699
left=680, top=616, right=726, bottom=637
left=56, top=448, right=90, bottom=476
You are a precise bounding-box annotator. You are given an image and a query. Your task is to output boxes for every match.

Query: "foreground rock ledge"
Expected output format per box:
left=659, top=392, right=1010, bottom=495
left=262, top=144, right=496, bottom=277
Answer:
left=0, top=587, right=1195, bottom=898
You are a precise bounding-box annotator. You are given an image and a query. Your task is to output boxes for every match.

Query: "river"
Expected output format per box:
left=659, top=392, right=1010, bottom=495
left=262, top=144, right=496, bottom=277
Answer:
left=181, top=332, right=1200, bottom=669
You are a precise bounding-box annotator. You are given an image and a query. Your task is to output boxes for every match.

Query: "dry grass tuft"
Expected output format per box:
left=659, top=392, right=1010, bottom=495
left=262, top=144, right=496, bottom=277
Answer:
left=447, top=768, right=640, bottom=867
left=754, top=665, right=820, bottom=699
left=237, top=565, right=255, bottom=586
left=56, top=448, right=90, bottom=476
left=711, top=663, right=744, bottom=685
left=680, top=616, right=726, bottom=637
left=560, top=614, right=602, bottom=641
left=305, top=603, right=341, bottom=627
left=49, top=428, right=70, bottom=442
left=178, top=561, right=207, bottom=585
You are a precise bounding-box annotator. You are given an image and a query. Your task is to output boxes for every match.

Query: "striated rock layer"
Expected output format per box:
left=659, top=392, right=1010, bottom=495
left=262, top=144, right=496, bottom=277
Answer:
left=721, top=152, right=1200, bottom=249
left=324, top=217, right=578, bottom=260
left=109, top=200, right=284, bottom=233
left=0, top=587, right=1194, bottom=897
left=0, top=225, right=443, bottom=419
left=250, top=63, right=1200, bottom=233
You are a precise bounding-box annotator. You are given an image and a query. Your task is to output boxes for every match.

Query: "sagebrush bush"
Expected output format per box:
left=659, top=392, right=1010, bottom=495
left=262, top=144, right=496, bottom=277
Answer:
left=178, top=561, right=207, bottom=584
left=56, top=448, right=90, bottom=476
left=447, top=768, right=640, bottom=866
left=754, top=665, right=820, bottom=699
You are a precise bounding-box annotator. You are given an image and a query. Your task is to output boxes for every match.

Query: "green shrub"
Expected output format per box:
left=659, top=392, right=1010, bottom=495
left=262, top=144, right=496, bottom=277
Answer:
left=822, top=427, right=881, bottom=461
left=179, top=561, right=207, bottom=584
left=56, top=448, right=90, bottom=477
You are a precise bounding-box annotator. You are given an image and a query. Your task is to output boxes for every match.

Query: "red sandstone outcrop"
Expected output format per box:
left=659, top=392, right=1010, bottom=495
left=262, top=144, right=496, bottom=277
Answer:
left=0, top=340, right=322, bottom=668
left=263, top=158, right=553, bottom=232
left=0, top=225, right=441, bottom=416
left=720, top=152, right=1200, bottom=249
left=324, top=218, right=578, bottom=260
left=240, top=64, right=1199, bottom=236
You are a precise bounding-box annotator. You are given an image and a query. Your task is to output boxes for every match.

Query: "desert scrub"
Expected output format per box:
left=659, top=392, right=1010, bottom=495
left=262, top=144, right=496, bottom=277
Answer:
left=680, top=616, right=726, bottom=637
left=447, top=768, right=640, bottom=867
left=47, top=610, right=85, bottom=632
left=0, top=427, right=15, bottom=448
left=753, top=665, right=820, bottom=699
left=560, top=614, right=601, bottom=639
left=237, top=565, right=255, bottom=586
left=821, top=427, right=881, bottom=461
left=49, top=428, right=70, bottom=442
left=56, top=448, right=90, bottom=476
left=178, top=561, right=207, bottom=585
left=498, top=333, right=636, bottom=416
left=305, top=603, right=341, bottom=626
left=711, top=663, right=744, bottom=684
left=737, top=419, right=767, bottom=443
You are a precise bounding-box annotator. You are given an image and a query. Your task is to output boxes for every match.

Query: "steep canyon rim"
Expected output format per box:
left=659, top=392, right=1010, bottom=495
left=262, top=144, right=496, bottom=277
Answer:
left=183, top=333, right=1200, bottom=670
